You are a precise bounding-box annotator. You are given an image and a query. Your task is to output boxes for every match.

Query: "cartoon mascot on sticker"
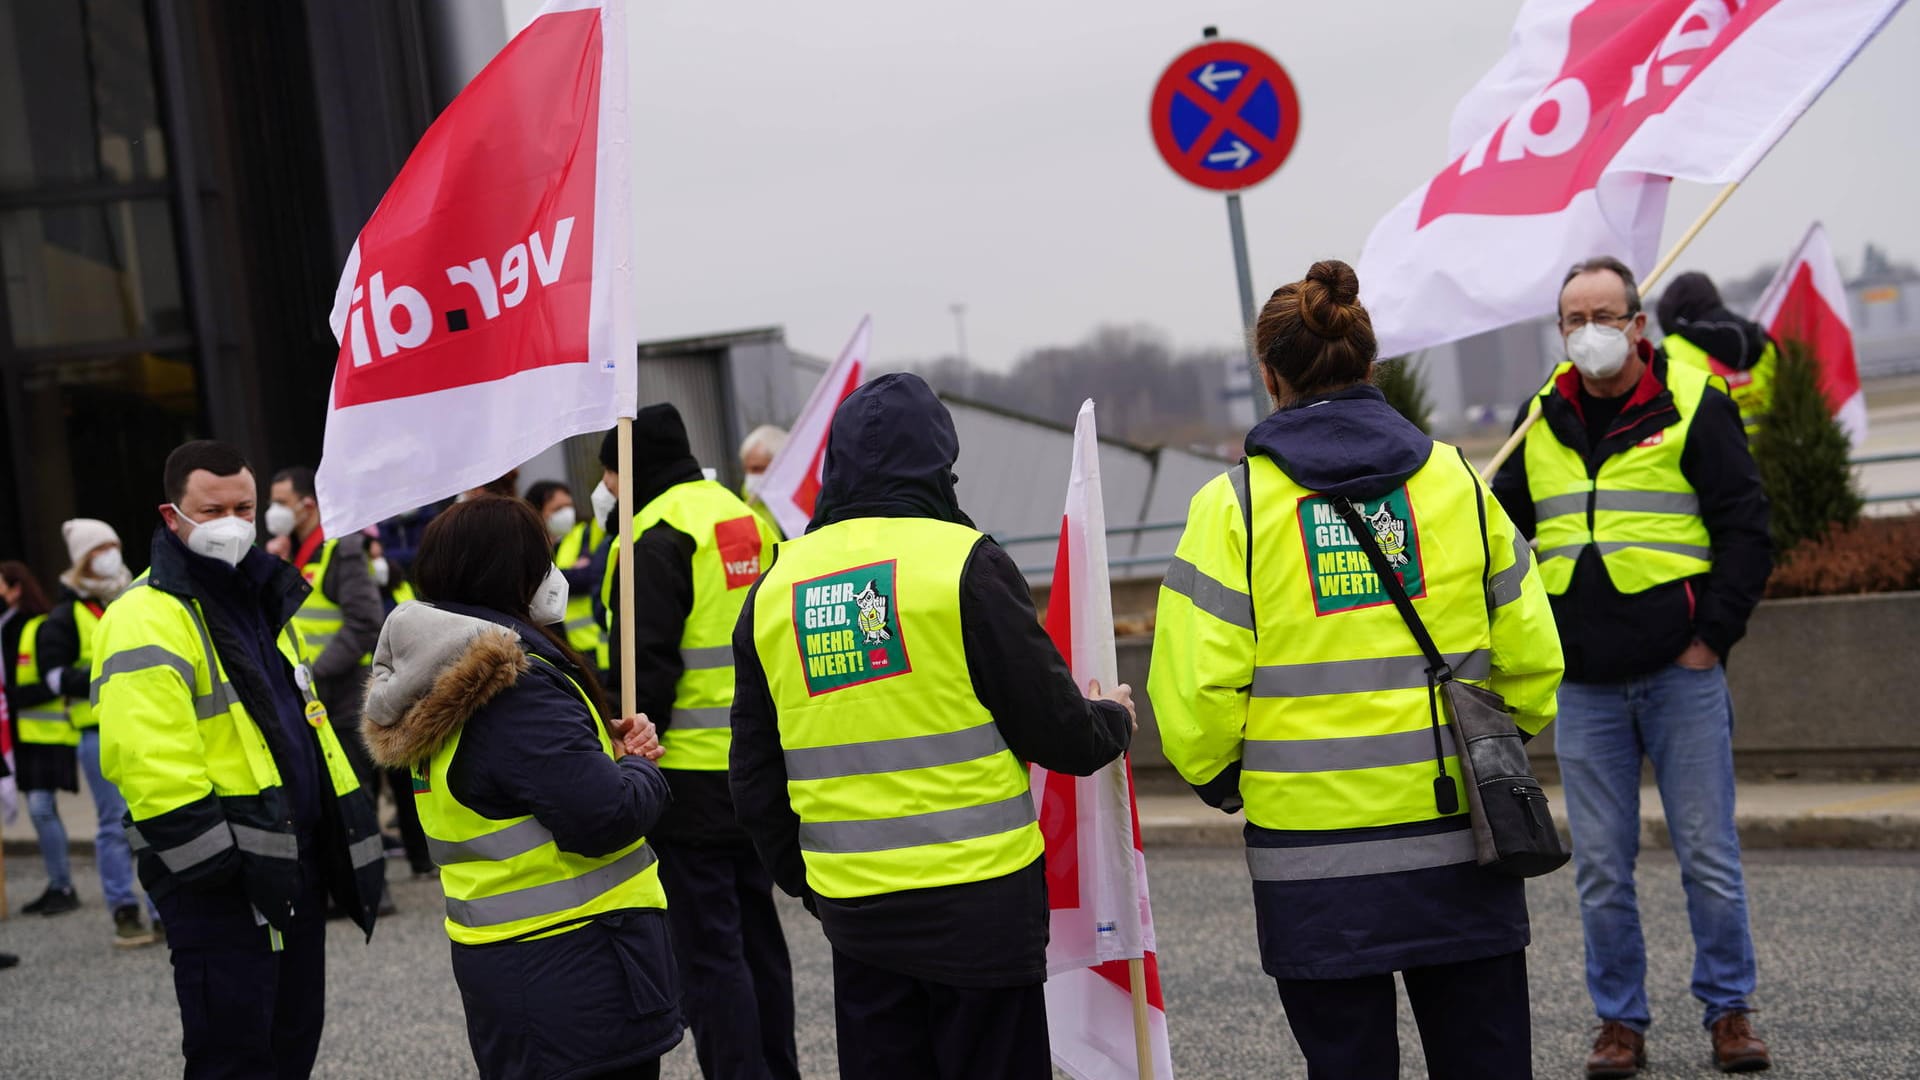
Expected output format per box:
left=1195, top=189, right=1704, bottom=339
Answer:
left=855, top=581, right=891, bottom=645
left=1368, top=504, right=1410, bottom=569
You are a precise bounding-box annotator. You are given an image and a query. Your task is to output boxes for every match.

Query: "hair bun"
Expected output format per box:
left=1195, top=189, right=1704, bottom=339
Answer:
left=1298, top=259, right=1363, bottom=338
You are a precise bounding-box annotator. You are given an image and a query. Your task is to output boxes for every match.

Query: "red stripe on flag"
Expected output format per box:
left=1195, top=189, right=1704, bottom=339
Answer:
left=1770, top=262, right=1861, bottom=409
left=1042, top=515, right=1081, bottom=909
left=1091, top=951, right=1166, bottom=1011
left=793, top=362, right=865, bottom=517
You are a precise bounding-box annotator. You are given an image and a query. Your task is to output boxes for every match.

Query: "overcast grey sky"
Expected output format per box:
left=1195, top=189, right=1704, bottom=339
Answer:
left=508, top=1, right=1919, bottom=370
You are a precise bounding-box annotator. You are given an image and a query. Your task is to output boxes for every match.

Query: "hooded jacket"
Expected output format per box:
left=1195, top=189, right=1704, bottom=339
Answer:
left=362, top=602, right=681, bottom=1079
left=1657, top=271, right=1776, bottom=373
left=595, top=403, right=754, bottom=848
left=729, top=373, right=1133, bottom=987
left=1211, top=385, right=1541, bottom=979
left=1492, top=347, right=1773, bottom=681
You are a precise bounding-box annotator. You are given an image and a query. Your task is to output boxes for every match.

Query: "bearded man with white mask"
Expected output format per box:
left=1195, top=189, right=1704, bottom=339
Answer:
left=1493, top=257, right=1774, bottom=1077
left=93, top=440, right=384, bottom=1078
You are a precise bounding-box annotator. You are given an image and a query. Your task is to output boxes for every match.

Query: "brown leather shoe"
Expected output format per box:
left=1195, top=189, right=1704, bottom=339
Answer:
left=1587, top=1021, right=1647, bottom=1079
left=1711, top=1011, right=1772, bottom=1072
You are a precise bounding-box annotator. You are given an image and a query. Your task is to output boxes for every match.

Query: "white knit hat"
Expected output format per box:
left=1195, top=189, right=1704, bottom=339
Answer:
left=62, top=518, right=121, bottom=568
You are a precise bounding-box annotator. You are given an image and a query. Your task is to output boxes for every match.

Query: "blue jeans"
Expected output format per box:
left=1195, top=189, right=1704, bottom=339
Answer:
left=78, top=728, right=141, bottom=912
left=26, top=788, right=72, bottom=891
left=1556, top=663, right=1757, bottom=1031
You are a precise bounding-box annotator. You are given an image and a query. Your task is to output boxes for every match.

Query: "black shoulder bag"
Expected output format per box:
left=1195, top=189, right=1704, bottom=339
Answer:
left=1331, top=476, right=1570, bottom=879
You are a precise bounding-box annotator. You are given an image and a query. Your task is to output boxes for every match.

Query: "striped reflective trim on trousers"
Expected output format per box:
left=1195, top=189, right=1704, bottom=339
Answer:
left=1487, top=534, right=1532, bottom=609
left=799, top=791, right=1036, bottom=855
left=1538, top=540, right=1712, bottom=564
left=1252, top=650, right=1489, bottom=698
left=1163, top=557, right=1253, bottom=631
left=680, top=645, right=734, bottom=670
left=1534, top=490, right=1700, bottom=521
left=443, top=841, right=659, bottom=928
left=670, top=706, right=731, bottom=730
left=1245, top=827, right=1476, bottom=882
left=427, top=817, right=556, bottom=865
left=1243, top=726, right=1456, bottom=774
left=784, top=722, right=1010, bottom=782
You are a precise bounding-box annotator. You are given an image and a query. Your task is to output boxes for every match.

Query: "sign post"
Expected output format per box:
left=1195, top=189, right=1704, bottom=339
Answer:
left=1150, top=27, right=1300, bottom=417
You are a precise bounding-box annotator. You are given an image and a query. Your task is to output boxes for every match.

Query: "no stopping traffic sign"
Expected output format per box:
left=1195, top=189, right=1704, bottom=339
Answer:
left=1150, top=39, right=1301, bottom=192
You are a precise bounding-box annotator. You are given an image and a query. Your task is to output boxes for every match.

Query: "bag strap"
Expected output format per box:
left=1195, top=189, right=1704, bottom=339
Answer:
left=1332, top=497, right=1451, bottom=684
left=1331, top=494, right=1459, bottom=814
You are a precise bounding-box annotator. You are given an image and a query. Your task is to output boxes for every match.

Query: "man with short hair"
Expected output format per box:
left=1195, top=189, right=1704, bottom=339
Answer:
left=1493, top=257, right=1774, bottom=1077
left=94, top=440, right=384, bottom=1077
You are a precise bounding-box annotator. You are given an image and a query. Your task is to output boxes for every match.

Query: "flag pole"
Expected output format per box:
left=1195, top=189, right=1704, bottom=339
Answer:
left=1130, top=954, right=1154, bottom=1079
left=616, top=416, right=639, bottom=720
left=1479, top=180, right=1742, bottom=479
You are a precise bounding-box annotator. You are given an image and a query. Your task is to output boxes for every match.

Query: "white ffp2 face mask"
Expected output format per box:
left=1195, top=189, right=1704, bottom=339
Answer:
left=1567, top=323, right=1631, bottom=380
left=173, top=506, right=256, bottom=568
left=528, top=564, right=569, bottom=626
left=546, top=505, right=577, bottom=541
left=370, top=557, right=391, bottom=588
left=590, top=481, right=617, bottom=526
left=264, top=503, right=297, bottom=539
left=90, top=548, right=124, bottom=579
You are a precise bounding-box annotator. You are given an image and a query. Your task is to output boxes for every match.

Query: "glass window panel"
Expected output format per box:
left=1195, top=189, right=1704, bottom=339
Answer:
left=11, top=351, right=203, bottom=572
left=0, top=0, right=169, bottom=189
left=2, top=198, right=187, bottom=347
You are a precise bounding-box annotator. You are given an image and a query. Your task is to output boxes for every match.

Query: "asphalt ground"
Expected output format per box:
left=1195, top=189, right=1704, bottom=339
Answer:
left=3, top=848, right=1917, bottom=1079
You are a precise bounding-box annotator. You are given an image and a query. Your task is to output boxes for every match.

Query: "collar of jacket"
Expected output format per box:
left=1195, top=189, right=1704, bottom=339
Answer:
left=146, top=524, right=312, bottom=631
left=1540, top=340, right=1681, bottom=465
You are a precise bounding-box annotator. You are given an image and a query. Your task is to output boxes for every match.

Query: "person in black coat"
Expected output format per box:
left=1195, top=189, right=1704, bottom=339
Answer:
left=363, top=497, right=682, bottom=1080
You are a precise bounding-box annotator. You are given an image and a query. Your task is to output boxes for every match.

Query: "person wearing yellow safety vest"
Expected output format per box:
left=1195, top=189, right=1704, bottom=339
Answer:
left=1656, top=271, right=1779, bottom=438
left=730, top=374, right=1136, bottom=1080
left=1151, top=261, right=1564, bottom=1080
left=93, top=440, right=384, bottom=1078
left=527, top=478, right=613, bottom=687
left=1492, top=257, right=1775, bottom=1077
left=14, top=518, right=159, bottom=945
left=1, top=560, right=81, bottom=918
left=594, top=406, right=799, bottom=1080
left=738, top=424, right=789, bottom=540
left=363, top=496, right=684, bottom=1080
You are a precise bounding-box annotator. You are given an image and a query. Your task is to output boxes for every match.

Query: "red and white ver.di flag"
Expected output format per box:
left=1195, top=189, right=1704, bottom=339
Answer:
left=753, top=316, right=870, bottom=538
left=1035, top=401, right=1174, bottom=1080
left=317, top=0, right=635, bottom=535
left=1751, top=222, right=1867, bottom=446
left=1357, top=0, right=1906, bottom=360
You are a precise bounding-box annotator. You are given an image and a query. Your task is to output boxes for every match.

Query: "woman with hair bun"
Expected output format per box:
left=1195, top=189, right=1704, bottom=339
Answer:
left=1150, top=260, right=1566, bottom=1078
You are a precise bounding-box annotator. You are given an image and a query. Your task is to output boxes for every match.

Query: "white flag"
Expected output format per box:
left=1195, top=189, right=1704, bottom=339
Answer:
left=1357, top=0, right=1905, bottom=360
left=754, top=317, right=869, bottom=538
left=1035, top=400, right=1174, bottom=1080
left=317, top=0, right=635, bottom=535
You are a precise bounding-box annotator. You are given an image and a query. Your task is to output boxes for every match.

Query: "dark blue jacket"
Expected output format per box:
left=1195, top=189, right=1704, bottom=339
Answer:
left=1241, top=386, right=1528, bottom=980
left=363, top=603, right=682, bottom=1077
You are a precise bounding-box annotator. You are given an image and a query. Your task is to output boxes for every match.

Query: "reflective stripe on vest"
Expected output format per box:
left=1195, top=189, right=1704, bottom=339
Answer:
left=1246, top=826, right=1477, bottom=882
left=1237, top=451, right=1493, bottom=836
left=614, top=480, right=777, bottom=771
left=13, top=616, right=79, bottom=746
left=1665, top=331, right=1774, bottom=435
left=753, top=517, right=1042, bottom=900
left=1524, top=360, right=1715, bottom=595
left=416, top=655, right=666, bottom=945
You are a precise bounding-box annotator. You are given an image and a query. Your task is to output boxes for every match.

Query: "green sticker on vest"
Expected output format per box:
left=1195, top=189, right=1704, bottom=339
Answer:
left=1296, top=489, right=1426, bottom=615
left=791, top=559, right=912, bottom=696
left=410, top=764, right=431, bottom=795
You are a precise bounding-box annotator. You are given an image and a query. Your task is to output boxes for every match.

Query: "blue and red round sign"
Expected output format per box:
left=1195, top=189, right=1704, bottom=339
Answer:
left=1150, top=40, right=1300, bottom=192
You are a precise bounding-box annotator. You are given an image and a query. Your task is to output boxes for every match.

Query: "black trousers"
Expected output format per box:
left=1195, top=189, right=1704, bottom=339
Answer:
left=830, top=947, right=1051, bottom=1080
left=1274, top=949, right=1534, bottom=1080
left=657, top=843, right=800, bottom=1080
left=170, top=915, right=328, bottom=1079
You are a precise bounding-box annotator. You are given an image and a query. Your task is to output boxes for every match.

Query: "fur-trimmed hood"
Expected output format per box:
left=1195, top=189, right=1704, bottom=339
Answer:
left=362, top=602, right=531, bottom=769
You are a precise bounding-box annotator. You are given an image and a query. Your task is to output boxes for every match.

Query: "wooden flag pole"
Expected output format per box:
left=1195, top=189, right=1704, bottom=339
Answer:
left=617, top=416, right=639, bottom=721
left=1479, top=180, right=1743, bottom=480
left=1129, top=956, right=1154, bottom=1079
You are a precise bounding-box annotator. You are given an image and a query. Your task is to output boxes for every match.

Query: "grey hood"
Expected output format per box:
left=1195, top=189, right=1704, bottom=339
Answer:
left=361, top=602, right=530, bottom=769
